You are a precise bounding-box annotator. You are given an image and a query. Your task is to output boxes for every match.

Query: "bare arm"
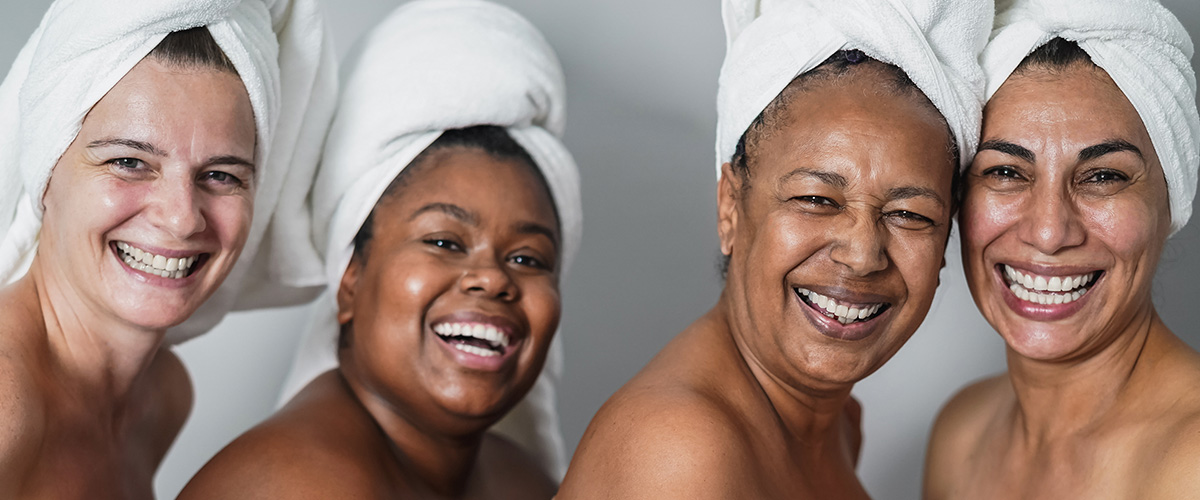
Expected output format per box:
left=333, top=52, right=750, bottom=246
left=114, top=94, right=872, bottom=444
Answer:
left=923, top=376, right=1004, bottom=500
left=557, top=390, right=754, bottom=500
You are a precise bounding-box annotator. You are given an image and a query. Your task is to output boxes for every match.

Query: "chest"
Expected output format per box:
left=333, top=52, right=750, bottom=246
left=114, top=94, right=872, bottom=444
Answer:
left=16, top=400, right=161, bottom=499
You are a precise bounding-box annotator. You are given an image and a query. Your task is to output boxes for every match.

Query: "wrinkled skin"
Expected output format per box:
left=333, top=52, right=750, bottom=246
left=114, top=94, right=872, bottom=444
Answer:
left=0, top=55, right=255, bottom=499
left=925, top=63, right=1200, bottom=500
left=560, top=62, right=956, bottom=499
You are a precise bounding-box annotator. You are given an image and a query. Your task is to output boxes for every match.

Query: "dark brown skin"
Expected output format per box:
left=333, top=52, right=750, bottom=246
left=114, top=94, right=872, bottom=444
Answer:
left=180, top=371, right=554, bottom=499
left=925, top=63, right=1200, bottom=500
left=0, top=55, right=252, bottom=499
left=181, top=148, right=561, bottom=499
left=559, top=63, right=957, bottom=499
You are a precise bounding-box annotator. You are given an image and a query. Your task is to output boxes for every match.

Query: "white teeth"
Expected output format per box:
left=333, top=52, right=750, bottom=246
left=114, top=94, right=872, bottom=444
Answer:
left=114, top=242, right=200, bottom=279
left=452, top=343, right=499, bottom=357
left=1003, top=265, right=1096, bottom=295
left=433, top=322, right=511, bottom=350
left=796, top=288, right=886, bottom=326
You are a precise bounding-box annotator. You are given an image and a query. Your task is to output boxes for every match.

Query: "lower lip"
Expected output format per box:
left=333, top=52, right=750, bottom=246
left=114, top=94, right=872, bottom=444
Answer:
left=111, top=244, right=198, bottom=289
left=431, top=329, right=519, bottom=372
left=996, top=268, right=1095, bottom=322
left=795, top=292, right=885, bottom=341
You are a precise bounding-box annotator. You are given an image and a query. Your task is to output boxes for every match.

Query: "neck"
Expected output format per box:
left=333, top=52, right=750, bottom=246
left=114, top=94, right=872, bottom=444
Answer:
left=1005, top=304, right=1164, bottom=441
left=715, top=297, right=853, bottom=447
left=338, top=366, right=486, bottom=497
left=28, top=257, right=165, bottom=405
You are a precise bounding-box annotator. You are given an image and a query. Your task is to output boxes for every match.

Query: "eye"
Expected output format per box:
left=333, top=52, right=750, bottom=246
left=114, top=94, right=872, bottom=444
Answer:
left=201, top=170, right=243, bottom=187
left=108, top=157, right=144, bottom=170
left=1082, top=168, right=1129, bottom=184
left=510, top=254, right=553, bottom=272
left=981, top=165, right=1023, bottom=180
left=791, top=195, right=841, bottom=213
left=884, top=210, right=936, bottom=230
left=423, top=238, right=464, bottom=252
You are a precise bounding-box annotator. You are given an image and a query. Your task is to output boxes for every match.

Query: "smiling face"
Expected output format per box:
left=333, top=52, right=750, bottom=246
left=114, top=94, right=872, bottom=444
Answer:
left=718, top=64, right=956, bottom=390
left=337, top=146, right=561, bottom=429
left=37, top=56, right=256, bottom=332
left=962, top=63, right=1170, bottom=361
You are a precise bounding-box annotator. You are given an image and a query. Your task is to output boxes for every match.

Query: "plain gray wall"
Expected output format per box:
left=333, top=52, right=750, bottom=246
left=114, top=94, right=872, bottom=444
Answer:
left=1, top=1, right=1197, bottom=498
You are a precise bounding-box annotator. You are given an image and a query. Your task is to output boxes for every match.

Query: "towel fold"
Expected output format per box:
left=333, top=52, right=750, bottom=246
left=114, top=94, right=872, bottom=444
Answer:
left=276, top=0, right=582, bottom=479
left=716, top=0, right=992, bottom=174
left=0, top=0, right=338, bottom=343
left=984, top=0, right=1199, bottom=236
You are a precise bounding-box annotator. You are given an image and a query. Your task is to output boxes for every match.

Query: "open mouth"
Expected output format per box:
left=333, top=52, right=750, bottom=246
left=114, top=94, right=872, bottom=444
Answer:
left=795, top=287, right=890, bottom=325
left=113, top=241, right=206, bottom=279
left=1001, top=264, right=1102, bottom=305
left=432, top=322, right=512, bottom=358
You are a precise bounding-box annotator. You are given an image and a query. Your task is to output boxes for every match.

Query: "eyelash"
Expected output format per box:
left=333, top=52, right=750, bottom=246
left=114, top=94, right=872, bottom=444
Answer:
left=981, top=165, right=1023, bottom=180
left=202, top=170, right=244, bottom=187
left=885, top=210, right=936, bottom=227
left=108, top=157, right=144, bottom=170
left=1083, top=169, right=1129, bottom=184
left=424, top=238, right=463, bottom=252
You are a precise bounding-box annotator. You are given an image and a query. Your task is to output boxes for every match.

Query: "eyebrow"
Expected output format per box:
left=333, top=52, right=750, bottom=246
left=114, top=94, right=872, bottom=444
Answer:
left=888, top=186, right=946, bottom=208
left=89, top=138, right=255, bottom=172
left=206, top=155, right=257, bottom=173
left=409, top=202, right=479, bottom=225
left=88, top=138, right=167, bottom=157
left=1078, top=139, right=1143, bottom=162
left=515, top=221, right=559, bottom=249
left=978, top=139, right=1036, bottom=163
left=779, top=167, right=848, bottom=189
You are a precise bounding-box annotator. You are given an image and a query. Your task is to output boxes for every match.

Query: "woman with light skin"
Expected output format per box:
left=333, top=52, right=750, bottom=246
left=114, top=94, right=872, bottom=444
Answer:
left=180, top=2, right=582, bottom=497
left=925, top=0, right=1200, bottom=497
left=558, top=0, right=988, bottom=497
left=0, top=1, right=333, bottom=496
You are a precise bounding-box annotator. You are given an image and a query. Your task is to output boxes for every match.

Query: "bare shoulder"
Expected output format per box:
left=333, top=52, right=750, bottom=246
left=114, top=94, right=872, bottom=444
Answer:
left=140, top=347, right=193, bottom=464
left=0, top=285, right=47, bottom=495
left=178, top=372, right=383, bottom=499
left=478, top=433, right=557, bottom=499
left=558, top=371, right=753, bottom=499
left=924, top=374, right=1010, bottom=499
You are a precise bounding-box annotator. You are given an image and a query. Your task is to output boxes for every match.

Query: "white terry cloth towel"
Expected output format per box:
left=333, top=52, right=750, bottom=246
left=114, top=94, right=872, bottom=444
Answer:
left=0, top=0, right=337, bottom=343
left=716, top=0, right=992, bottom=174
left=984, top=0, right=1200, bottom=236
left=277, top=0, right=582, bottom=479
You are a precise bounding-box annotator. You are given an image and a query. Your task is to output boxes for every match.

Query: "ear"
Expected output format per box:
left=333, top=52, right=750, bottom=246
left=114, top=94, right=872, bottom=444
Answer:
left=717, top=162, right=742, bottom=257
left=336, top=253, right=363, bottom=325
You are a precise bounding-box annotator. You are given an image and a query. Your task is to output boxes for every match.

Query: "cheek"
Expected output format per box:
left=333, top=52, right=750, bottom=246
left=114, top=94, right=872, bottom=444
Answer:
left=1080, top=199, right=1161, bottom=260
left=203, top=195, right=254, bottom=247
left=960, top=189, right=1017, bottom=256
left=890, top=230, right=950, bottom=297
left=43, top=172, right=146, bottom=242
left=522, top=280, right=562, bottom=340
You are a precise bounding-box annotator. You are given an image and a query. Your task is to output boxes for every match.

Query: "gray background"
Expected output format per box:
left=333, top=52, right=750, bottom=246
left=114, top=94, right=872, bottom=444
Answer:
left=1, top=1, right=1197, bottom=498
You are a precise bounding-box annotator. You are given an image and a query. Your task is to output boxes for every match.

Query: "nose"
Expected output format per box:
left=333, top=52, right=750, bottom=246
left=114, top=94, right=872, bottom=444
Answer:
left=1018, top=184, right=1085, bottom=255
left=146, top=174, right=206, bottom=240
left=828, top=211, right=889, bottom=276
left=459, top=256, right=519, bottom=301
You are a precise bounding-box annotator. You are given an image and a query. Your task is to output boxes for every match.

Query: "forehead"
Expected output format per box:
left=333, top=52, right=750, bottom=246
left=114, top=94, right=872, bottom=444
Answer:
left=985, top=64, right=1150, bottom=147
left=374, top=148, right=559, bottom=230
left=753, top=75, right=954, bottom=185
left=80, top=58, right=255, bottom=152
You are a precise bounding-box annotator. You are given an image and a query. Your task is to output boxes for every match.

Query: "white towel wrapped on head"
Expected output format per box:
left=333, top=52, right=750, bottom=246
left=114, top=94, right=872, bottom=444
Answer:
left=0, top=0, right=337, bottom=343
left=717, top=0, right=992, bottom=173
left=277, top=0, right=582, bottom=480
left=983, top=0, right=1199, bottom=236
